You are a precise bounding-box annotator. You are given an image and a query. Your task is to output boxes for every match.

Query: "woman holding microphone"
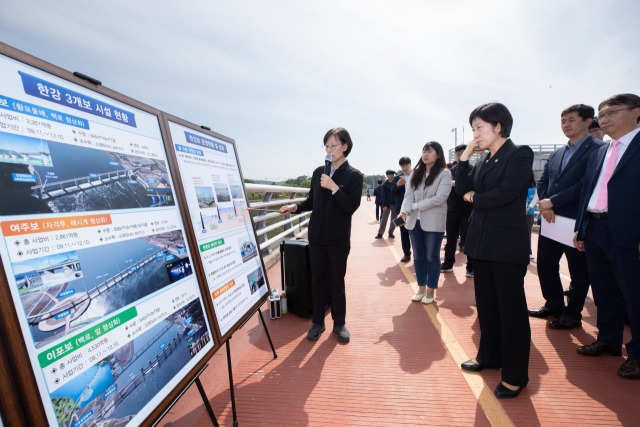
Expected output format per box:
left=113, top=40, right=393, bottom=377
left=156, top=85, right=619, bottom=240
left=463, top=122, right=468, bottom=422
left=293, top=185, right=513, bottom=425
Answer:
left=455, top=103, right=534, bottom=398
left=398, top=141, right=451, bottom=304
left=279, top=127, right=363, bottom=343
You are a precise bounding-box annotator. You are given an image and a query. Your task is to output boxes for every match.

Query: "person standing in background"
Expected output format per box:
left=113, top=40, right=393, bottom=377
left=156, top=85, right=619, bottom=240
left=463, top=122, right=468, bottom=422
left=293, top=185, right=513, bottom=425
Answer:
left=398, top=142, right=451, bottom=304
left=373, top=179, right=385, bottom=221
left=279, top=127, right=363, bottom=343
left=442, top=144, right=474, bottom=277
left=392, top=157, right=413, bottom=262
left=375, top=170, right=397, bottom=239
left=525, top=174, right=538, bottom=259
left=456, top=102, right=534, bottom=399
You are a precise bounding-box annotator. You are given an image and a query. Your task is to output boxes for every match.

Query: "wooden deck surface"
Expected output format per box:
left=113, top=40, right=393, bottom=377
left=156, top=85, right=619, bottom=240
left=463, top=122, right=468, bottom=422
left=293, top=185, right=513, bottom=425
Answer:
left=159, top=198, right=639, bottom=426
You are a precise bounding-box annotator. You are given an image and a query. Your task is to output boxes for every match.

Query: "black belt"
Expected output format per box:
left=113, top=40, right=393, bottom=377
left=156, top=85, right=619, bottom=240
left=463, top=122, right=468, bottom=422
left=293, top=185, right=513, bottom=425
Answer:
left=588, top=211, right=607, bottom=219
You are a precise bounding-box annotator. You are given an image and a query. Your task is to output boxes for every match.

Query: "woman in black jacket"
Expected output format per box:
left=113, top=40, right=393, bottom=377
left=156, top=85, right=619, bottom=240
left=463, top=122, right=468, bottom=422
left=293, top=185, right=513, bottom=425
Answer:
left=280, top=127, right=363, bottom=343
left=455, top=103, right=534, bottom=398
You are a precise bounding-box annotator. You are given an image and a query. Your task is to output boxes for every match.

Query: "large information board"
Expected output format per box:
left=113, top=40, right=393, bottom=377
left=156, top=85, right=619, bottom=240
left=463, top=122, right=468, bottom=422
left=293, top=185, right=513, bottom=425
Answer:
left=0, top=44, right=217, bottom=426
left=161, top=115, right=270, bottom=338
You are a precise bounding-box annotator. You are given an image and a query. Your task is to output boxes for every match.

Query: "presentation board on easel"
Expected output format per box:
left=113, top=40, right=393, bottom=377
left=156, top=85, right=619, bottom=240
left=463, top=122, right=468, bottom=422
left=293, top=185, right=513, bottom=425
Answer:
left=160, top=114, right=271, bottom=340
left=0, top=42, right=219, bottom=427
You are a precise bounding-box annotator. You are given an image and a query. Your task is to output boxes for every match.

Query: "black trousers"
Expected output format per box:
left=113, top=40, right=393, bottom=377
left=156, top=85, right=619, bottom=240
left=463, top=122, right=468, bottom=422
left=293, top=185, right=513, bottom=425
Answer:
left=375, top=203, right=382, bottom=221
left=444, top=210, right=471, bottom=266
left=584, top=217, right=640, bottom=359
left=536, top=235, right=590, bottom=320
left=399, top=224, right=411, bottom=256
left=309, top=244, right=350, bottom=326
left=474, top=260, right=530, bottom=387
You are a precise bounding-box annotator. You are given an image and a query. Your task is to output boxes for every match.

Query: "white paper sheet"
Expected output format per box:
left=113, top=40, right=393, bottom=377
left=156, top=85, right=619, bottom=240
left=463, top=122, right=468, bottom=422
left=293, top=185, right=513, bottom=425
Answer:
left=540, top=214, right=577, bottom=247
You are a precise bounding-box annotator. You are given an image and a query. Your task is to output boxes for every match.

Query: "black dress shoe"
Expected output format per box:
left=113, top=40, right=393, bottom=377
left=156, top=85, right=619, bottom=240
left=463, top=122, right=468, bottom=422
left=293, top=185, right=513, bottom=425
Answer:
left=400, top=254, right=411, bottom=263
left=618, top=358, right=640, bottom=379
left=494, top=382, right=525, bottom=399
left=576, top=341, right=622, bottom=357
left=528, top=306, right=561, bottom=318
left=461, top=359, right=500, bottom=372
left=548, top=315, right=582, bottom=330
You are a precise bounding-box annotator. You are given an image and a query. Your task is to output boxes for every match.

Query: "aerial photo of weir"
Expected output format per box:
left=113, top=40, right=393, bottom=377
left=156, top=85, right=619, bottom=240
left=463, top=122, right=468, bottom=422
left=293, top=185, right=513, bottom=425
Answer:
left=50, top=299, right=210, bottom=427
left=0, top=132, right=175, bottom=215
left=16, top=230, right=192, bottom=348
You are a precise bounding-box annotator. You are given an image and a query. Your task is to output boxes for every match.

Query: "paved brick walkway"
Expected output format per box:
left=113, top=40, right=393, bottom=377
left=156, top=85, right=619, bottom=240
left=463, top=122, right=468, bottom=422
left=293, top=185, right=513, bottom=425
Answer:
left=160, top=198, right=639, bottom=426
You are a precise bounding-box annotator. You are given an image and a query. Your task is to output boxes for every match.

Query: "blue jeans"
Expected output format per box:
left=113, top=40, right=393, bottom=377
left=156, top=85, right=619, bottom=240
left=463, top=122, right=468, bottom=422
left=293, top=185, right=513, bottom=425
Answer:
left=408, top=220, right=444, bottom=289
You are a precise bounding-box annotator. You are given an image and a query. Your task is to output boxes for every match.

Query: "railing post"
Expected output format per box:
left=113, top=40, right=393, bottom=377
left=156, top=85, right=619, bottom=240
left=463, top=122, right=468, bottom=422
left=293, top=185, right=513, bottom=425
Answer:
left=282, top=192, right=296, bottom=232
left=257, top=191, right=273, bottom=254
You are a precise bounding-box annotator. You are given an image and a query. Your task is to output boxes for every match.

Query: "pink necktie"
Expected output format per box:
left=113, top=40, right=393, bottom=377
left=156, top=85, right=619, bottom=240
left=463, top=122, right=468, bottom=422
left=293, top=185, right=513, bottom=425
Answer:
left=595, top=140, right=621, bottom=211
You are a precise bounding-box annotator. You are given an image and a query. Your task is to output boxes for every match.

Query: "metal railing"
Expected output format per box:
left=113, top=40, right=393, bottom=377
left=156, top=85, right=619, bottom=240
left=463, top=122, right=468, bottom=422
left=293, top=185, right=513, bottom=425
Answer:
left=245, top=183, right=311, bottom=253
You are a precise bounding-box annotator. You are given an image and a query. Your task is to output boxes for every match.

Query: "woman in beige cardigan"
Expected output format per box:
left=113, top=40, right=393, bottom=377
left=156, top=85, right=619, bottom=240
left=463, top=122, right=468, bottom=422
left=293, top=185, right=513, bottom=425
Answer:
left=398, top=141, right=451, bottom=304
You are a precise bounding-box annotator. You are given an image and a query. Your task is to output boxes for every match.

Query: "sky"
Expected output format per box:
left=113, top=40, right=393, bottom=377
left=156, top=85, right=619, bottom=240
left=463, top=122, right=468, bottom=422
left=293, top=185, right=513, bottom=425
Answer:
left=1, top=1, right=639, bottom=182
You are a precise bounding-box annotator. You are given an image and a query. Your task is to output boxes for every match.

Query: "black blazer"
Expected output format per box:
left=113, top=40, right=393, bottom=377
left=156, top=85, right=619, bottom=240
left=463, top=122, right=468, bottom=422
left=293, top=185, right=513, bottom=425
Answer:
left=391, top=174, right=406, bottom=208
left=456, top=139, right=534, bottom=265
left=537, top=135, right=604, bottom=219
left=576, top=131, right=640, bottom=248
left=296, top=160, right=363, bottom=247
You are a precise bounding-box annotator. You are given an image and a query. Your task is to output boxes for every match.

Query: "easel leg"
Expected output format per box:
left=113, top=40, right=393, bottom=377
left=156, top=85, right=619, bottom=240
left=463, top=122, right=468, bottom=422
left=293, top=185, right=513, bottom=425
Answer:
left=226, top=340, right=239, bottom=427
left=258, top=307, right=277, bottom=359
left=195, top=378, right=220, bottom=427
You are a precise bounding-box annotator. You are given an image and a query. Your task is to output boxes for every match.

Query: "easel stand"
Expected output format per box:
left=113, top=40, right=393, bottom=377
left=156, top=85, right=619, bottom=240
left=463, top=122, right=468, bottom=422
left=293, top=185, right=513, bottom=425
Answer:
left=195, top=377, right=220, bottom=427
left=224, top=305, right=278, bottom=426
left=154, top=364, right=218, bottom=427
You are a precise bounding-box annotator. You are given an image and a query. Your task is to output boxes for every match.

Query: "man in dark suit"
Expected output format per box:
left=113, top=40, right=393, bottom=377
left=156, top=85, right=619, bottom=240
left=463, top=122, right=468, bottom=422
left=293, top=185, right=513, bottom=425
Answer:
left=528, top=104, right=603, bottom=329
left=574, top=93, right=640, bottom=379
left=442, top=145, right=474, bottom=276
left=391, top=156, right=412, bottom=262
left=375, top=170, right=396, bottom=239
left=373, top=179, right=385, bottom=221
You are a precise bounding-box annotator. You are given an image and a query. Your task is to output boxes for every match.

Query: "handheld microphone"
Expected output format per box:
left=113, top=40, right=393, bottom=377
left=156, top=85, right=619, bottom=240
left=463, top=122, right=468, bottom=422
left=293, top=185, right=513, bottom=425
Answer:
left=324, top=153, right=332, bottom=175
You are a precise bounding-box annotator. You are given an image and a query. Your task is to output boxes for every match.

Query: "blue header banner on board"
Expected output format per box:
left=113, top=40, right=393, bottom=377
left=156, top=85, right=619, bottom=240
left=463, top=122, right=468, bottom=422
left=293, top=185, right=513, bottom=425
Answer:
left=183, top=131, right=227, bottom=153
left=19, top=71, right=137, bottom=127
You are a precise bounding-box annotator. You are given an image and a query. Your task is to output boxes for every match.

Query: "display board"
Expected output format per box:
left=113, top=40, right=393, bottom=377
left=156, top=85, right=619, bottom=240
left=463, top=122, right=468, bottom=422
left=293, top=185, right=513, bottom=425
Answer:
left=161, top=114, right=270, bottom=339
left=0, top=43, right=217, bottom=426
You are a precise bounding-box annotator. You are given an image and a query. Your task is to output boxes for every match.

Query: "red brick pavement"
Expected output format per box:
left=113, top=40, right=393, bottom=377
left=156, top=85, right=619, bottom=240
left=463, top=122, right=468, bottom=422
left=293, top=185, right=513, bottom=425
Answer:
left=160, top=199, right=639, bottom=426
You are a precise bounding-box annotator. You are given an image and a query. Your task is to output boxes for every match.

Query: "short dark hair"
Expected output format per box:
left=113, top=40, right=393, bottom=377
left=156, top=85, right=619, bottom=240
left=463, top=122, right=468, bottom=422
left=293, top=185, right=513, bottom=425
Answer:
left=377, top=179, right=383, bottom=185
left=385, top=169, right=395, bottom=176
left=469, top=102, right=513, bottom=138
left=588, top=119, right=601, bottom=130
left=598, top=93, right=640, bottom=124
left=323, top=127, right=353, bottom=157
left=399, top=156, right=411, bottom=166
left=561, top=104, right=595, bottom=121
left=455, top=144, right=467, bottom=153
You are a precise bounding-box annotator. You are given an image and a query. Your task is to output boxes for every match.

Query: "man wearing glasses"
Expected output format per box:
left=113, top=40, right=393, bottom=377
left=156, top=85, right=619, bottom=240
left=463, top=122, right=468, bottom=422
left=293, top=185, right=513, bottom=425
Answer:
left=574, top=93, right=640, bottom=379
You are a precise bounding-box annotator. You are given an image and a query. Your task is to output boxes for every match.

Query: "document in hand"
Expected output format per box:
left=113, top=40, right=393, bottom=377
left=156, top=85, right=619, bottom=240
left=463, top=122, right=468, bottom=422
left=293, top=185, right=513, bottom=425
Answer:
left=540, top=215, right=577, bottom=247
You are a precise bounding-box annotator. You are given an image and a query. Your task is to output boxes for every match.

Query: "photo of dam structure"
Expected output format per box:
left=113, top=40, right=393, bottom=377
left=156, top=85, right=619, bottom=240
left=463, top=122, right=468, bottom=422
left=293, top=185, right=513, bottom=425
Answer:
left=0, top=135, right=175, bottom=215
left=19, top=230, right=192, bottom=348
left=50, top=299, right=209, bottom=427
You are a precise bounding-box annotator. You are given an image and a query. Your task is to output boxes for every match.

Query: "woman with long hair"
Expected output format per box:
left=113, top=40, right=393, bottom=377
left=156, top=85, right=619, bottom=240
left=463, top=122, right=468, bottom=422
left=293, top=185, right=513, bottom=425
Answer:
left=398, top=141, right=451, bottom=304
left=456, top=103, right=534, bottom=398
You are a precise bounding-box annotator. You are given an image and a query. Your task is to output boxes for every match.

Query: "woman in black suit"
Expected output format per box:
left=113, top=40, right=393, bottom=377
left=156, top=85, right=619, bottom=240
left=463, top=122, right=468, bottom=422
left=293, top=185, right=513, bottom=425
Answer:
left=279, top=127, right=363, bottom=343
left=455, top=103, right=534, bottom=398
